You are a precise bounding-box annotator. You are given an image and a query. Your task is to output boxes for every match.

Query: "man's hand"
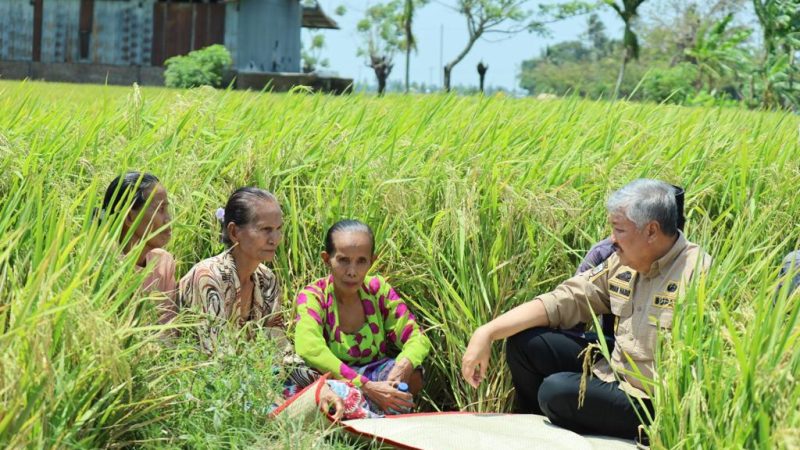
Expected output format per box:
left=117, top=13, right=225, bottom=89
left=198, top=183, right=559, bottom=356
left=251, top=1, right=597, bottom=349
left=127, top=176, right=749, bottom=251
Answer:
left=461, top=326, right=493, bottom=388
left=461, top=299, right=549, bottom=388
left=362, top=381, right=414, bottom=413
left=386, top=358, right=414, bottom=384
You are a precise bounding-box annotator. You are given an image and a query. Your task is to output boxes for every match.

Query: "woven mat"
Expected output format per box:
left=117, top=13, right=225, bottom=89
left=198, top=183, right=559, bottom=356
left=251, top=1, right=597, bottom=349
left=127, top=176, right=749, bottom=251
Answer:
left=340, top=412, right=637, bottom=450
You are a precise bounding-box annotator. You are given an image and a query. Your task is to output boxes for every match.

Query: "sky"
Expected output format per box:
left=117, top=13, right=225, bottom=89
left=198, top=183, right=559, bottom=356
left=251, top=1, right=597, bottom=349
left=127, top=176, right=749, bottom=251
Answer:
left=307, top=1, right=622, bottom=92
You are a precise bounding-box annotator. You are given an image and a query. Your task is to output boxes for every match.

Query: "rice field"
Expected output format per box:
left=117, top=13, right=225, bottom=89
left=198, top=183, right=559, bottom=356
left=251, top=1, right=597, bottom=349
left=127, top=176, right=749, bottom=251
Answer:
left=0, top=79, right=798, bottom=449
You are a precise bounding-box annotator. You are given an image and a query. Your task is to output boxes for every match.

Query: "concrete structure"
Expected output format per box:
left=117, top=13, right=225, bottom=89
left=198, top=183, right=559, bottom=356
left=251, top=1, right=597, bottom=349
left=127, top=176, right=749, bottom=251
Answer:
left=0, top=0, right=351, bottom=92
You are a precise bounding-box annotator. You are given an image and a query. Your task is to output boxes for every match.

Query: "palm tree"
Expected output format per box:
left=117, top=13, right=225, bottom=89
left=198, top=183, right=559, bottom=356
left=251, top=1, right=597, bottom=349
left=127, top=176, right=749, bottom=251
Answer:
left=402, top=0, right=428, bottom=93
left=604, top=0, right=647, bottom=99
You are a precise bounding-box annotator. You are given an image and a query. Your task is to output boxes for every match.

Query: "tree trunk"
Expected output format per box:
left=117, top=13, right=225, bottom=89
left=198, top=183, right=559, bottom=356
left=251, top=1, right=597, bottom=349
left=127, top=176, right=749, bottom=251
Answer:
left=405, top=46, right=411, bottom=93
left=371, top=55, right=392, bottom=96
left=403, top=0, right=413, bottom=94
left=613, top=47, right=629, bottom=100
left=378, top=73, right=387, bottom=96
left=786, top=45, right=795, bottom=110
left=479, top=74, right=485, bottom=93
left=443, top=33, right=480, bottom=92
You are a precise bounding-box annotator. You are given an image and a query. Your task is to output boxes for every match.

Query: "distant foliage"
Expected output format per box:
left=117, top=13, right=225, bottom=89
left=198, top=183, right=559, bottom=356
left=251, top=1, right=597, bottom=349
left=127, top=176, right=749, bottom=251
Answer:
left=521, top=2, right=800, bottom=109
left=641, top=63, right=698, bottom=104
left=164, top=45, right=232, bottom=89
left=519, top=32, right=652, bottom=101
left=521, top=57, right=635, bottom=99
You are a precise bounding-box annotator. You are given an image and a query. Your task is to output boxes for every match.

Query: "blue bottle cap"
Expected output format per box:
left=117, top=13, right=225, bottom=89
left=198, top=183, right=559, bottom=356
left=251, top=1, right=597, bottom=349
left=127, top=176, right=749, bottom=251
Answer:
left=397, top=382, right=409, bottom=393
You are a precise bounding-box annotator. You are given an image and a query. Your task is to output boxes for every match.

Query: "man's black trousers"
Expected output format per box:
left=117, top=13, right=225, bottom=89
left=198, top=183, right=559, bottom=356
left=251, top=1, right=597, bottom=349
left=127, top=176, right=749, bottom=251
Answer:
left=505, top=327, right=654, bottom=439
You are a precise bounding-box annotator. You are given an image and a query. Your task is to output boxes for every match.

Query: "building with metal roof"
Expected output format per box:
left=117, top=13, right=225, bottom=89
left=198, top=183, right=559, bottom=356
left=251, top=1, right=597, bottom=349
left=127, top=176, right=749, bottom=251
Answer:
left=0, top=0, right=350, bottom=92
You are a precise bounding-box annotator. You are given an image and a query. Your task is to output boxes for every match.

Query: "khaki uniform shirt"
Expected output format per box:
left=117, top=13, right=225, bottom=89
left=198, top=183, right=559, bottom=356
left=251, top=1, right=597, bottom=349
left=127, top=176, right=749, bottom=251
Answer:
left=539, top=233, right=711, bottom=398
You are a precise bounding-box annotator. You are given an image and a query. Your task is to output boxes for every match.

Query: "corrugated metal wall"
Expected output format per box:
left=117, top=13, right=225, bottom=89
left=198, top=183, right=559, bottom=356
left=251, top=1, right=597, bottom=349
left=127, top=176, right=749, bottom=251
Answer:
left=92, top=0, right=154, bottom=65
left=0, top=0, right=304, bottom=72
left=151, top=2, right=224, bottom=66
left=224, top=2, right=238, bottom=68
left=0, top=0, right=35, bottom=61
left=41, top=0, right=80, bottom=63
left=0, top=0, right=154, bottom=65
left=235, top=0, right=301, bottom=73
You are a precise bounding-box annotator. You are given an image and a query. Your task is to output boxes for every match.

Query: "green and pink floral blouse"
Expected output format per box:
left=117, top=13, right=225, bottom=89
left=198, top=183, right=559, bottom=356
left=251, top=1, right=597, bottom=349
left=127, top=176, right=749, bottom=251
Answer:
left=294, top=275, right=431, bottom=386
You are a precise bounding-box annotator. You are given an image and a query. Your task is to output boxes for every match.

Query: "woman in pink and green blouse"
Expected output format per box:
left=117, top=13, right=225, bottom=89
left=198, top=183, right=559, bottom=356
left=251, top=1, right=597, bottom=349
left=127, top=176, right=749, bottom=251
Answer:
left=294, top=220, right=431, bottom=414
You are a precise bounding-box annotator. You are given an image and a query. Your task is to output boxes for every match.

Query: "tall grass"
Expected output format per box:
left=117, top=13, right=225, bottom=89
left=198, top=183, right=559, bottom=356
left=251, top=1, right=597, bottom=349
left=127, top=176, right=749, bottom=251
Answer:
left=0, top=79, right=798, bottom=448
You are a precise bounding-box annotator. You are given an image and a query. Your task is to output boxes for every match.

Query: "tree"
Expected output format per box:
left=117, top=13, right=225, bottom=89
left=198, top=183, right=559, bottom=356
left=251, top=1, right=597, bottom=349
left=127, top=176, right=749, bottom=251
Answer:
left=684, top=13, right=751, bottom=93
left=639, top=0, right=748, bottom=65
left=543, top=40, right=594, bottom=64
left=442, top=1, right=533, bottom=92
left=518, top=8, right=691, bottom=102
left=302, top=31, right=329, bottom=73
left=583, top=13, right=611, bottom=59
left=518, top=13, right=625, bottom=98
left=357, top=1, right=405, bottom=95
left=402, top=0, right=429, bottom=93
left=753, top=0, right=800, bottom=56
left=751, top=0, right=800, bottom=108
left=603, top=0, right=649, bottom=99
left=300, top=2, right=346, bottom=73
left=477, top=61, right=489, bottom=92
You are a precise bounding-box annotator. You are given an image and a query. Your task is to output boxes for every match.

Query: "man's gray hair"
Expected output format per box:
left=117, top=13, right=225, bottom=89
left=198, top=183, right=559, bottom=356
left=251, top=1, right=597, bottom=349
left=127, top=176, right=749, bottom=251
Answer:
left=606, top=179, right=679, bottom=235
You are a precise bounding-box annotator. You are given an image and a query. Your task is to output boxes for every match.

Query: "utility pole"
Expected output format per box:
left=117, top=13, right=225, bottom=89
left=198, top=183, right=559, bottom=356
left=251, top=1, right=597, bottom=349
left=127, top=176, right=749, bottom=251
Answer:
left=439, top=23, right=444, bottom=88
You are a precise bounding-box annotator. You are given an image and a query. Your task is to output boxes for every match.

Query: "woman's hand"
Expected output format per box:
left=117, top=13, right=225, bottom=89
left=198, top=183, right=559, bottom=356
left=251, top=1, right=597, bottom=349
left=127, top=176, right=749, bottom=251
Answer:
left=386, top=358, right=414, bottom=384
left=461, top=326, right=493, bottom=388
left=362, top=381, right=414, bottom=413
left=318, top=384, right=345, bottom=421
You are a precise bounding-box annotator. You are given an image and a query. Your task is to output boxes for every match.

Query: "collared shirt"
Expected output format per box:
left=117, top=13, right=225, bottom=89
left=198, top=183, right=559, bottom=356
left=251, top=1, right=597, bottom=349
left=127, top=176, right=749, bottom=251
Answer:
left=178, top=250, right=284, bottom=353
left=293, top=275, right=431, bottom=386
left=576, top=238, right=616, bottom=275
left=565, top=237, right=616, bottom=338
left=539, top=233, right=711, bottom=398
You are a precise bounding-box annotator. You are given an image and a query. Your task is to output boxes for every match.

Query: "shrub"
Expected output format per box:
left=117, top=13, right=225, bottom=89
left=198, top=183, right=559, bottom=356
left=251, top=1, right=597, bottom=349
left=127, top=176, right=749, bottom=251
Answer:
left=520, top=57, right=650, bottom=100
left=684, top=89, right=741, bottom=108
left=164, top=45, right=232, bottom=89
left=640, top=63, right=699, bottom=104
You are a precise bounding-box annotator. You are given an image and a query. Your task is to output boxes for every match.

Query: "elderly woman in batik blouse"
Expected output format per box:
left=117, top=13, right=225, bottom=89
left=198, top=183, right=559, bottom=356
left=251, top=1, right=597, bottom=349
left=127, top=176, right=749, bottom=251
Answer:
left=178, top=187, right=346, bottom=417
left=178, top=187, right=288, bottom=352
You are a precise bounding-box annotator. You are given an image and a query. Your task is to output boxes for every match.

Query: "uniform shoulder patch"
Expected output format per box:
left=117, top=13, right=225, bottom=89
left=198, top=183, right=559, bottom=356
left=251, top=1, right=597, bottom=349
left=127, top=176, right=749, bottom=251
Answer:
left=590, top=261, right=606, bottom=276
left=588, top=261, right=608, bottom=282
left=653, top=295, right=675, bottom=309
left=615, top=271, right=633, bottom=282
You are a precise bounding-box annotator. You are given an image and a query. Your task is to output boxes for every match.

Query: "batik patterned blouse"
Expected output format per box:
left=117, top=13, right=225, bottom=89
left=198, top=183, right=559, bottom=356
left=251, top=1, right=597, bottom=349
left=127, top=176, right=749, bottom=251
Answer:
left=294, top=275, right=431, bottom=386
left=179, top=250, right=284, bottom=353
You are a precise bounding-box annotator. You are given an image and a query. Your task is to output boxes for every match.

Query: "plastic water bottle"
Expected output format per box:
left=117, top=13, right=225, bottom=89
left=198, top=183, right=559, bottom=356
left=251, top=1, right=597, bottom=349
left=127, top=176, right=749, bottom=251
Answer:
left=392, top=382, right=411, bottom=414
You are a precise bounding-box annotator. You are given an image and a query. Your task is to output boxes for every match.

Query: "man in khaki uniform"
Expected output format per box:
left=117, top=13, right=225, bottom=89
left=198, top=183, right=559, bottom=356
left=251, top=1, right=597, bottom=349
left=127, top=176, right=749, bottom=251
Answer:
left=461, top=179, right=711, bottom=439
